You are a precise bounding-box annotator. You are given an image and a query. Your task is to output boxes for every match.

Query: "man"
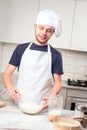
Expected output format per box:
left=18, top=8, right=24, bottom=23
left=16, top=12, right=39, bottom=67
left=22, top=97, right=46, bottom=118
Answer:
left=2, top=9, right=63, bottom=109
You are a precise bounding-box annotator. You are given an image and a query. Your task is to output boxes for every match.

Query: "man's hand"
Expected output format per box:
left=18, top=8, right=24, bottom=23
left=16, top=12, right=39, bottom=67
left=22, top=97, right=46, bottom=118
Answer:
left=42, top=97, right=49, bottom=110
left=7, top=87, right=20, bottom=100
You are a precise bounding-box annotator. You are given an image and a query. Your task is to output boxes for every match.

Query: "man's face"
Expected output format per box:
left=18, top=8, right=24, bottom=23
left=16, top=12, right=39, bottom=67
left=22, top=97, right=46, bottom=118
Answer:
left=34, top=24, right=54, bottom=45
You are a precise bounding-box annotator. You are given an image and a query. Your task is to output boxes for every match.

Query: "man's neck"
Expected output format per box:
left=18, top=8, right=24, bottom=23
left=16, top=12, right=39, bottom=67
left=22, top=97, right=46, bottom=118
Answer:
left=33, top=39, right=48, bottom=46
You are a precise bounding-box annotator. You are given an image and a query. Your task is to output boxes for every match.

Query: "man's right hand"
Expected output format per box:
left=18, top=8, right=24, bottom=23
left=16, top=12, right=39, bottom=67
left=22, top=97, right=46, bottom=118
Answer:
left=7, top=87, right=20, bottom=100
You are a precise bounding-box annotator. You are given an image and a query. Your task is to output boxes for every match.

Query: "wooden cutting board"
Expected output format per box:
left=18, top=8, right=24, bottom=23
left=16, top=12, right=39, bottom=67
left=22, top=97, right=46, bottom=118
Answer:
left=0, top=101, right=6, bottom=107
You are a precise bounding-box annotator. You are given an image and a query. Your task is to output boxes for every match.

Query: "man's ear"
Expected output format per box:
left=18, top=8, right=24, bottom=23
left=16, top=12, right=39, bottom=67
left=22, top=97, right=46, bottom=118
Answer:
left=34, top=24, right=37, bottom=28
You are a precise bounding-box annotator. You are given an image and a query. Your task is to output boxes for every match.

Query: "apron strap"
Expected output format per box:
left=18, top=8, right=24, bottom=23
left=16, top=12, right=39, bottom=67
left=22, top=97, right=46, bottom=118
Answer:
left=28, top=42, right=52, bottom=71
left=28, top=42, right=51, bottom=53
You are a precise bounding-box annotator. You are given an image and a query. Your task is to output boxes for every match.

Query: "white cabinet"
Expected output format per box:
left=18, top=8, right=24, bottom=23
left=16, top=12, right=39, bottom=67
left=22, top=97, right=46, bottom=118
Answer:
left=70, top=0, right=87, bottom=51
left=39, top=0, right=75, bottom=49
left=0, top=0, right=10, bottom=42
left=1, top=0, right=87, bottom=51
left=0, top=0, right=39, bottom=43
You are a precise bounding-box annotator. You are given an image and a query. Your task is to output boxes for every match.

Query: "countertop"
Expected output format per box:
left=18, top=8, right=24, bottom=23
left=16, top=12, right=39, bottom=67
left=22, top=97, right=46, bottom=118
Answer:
left=0, top=103, right=75, bottom=130
left=61, top=80, right=87, bottom=91
left=0, top=103, right=86, bottom=130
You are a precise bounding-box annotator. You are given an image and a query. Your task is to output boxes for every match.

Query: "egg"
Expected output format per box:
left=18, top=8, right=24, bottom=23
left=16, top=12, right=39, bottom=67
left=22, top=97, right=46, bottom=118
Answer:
left=48, top=115, right=57, bottom=122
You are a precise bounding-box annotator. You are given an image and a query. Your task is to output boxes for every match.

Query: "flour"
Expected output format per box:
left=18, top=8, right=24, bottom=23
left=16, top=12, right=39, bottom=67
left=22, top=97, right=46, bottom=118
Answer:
left=18, top=102, right=43, bottom=114
left=57, top=121, right=76, bottom=127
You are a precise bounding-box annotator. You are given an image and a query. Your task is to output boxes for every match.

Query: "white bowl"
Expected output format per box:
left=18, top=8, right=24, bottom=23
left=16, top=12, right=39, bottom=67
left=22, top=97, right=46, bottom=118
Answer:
left=18, top=101, right=43, bottom=114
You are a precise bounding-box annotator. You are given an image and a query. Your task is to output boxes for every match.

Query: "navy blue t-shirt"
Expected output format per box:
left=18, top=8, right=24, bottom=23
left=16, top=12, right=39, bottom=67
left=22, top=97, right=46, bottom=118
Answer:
left=9, top=42, right=63, bottom=75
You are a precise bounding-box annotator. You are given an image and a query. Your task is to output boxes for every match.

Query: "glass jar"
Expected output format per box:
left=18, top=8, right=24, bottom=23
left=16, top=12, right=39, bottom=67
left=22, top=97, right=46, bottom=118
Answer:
left=48, top=95, right=63, bottom=121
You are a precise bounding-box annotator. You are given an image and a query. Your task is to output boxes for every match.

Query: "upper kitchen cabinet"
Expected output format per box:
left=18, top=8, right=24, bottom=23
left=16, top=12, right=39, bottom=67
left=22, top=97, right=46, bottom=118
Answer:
left=70, top=0, right=87, bottom=52
left=39, top=0, right=75, bottom=49
left=0, top=0, right=39, bottom=44
left=0, top=0, right=10, bottom=42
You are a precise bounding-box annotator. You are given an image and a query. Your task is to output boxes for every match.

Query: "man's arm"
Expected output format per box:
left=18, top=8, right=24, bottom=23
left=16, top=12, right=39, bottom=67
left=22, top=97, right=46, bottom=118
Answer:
left=51, top=73, right=61, bottom=96
left=2, top=64, right=20, bottom=100
left=42, top=73, right=61, bottom=109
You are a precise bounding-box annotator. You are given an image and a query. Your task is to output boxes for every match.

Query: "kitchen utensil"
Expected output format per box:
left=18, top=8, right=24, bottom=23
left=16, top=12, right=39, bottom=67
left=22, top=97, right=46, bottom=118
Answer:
left=82, top=112, right=87, bottom=128
left=18, top=95, right=44, bottom=114
left=54, top=117, right=81, bottom=130
left=48, top=95, right=63, bottom=122
left=74, top=103, right=87, bottom=118
left=18, top=101, right=44, bottom=114
left=74, top=103, right=87, bottom=128
left=74, top=114, right=87, bottom=128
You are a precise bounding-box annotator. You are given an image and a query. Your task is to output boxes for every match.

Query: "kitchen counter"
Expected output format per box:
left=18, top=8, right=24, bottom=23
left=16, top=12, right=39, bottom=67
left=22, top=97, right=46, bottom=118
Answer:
left=0, top=102, right=86, bottom=130
left=61, top=80, right=87, bottom=91
left=0, top=103, right=75, bottom=130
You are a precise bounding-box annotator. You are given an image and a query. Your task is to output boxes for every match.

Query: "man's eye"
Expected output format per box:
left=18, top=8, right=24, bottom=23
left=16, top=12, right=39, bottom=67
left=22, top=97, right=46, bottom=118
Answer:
left=39, top=26, right=43, bottom=30
left=47, top=29, right=52, bottom=33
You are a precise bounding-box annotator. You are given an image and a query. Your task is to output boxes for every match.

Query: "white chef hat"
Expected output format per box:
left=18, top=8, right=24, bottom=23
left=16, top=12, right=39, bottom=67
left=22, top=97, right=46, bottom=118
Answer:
left=36, top=9, right=62, bottom=37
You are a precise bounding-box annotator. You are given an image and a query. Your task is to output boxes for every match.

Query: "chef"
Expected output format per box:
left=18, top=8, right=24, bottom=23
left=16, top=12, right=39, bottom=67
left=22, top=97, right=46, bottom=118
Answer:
left=2, top=9, right=63, bottom=109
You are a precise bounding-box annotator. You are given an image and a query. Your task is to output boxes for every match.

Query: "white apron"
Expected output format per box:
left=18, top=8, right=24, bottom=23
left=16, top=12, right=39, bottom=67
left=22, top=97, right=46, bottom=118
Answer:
left=17, top=43, right=53, bottom=103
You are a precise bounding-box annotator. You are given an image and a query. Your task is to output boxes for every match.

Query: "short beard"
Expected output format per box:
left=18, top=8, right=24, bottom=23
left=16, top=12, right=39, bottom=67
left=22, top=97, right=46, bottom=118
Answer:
left=35, top=35, right=48, bottom=45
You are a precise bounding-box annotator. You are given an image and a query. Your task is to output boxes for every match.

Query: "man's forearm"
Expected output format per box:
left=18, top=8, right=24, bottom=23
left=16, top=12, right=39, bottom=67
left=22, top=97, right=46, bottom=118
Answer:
left=2, top=72, right=13, bottom=90
left=51, top=83, right=61, bottom=96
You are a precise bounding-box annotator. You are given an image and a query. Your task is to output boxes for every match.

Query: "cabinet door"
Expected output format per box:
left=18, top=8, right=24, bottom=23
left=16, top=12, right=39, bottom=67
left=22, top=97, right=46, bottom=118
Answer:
left=0, top=0, right=10, bottom=42
left=39, top=0, right=75, bottom=49
left=70, top=1, right=87, bottom=51
left=0, top=0, right=39, bottom=43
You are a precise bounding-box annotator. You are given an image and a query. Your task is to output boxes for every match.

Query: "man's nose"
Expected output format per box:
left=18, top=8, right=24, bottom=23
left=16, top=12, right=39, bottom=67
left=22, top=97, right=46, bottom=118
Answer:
left=42, top=29, right=47, bottom=35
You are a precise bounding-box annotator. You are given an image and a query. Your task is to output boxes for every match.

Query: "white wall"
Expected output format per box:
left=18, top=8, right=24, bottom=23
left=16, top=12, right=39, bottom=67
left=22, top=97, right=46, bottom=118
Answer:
left=59, top=49, right=87, bottom=80
left=0, top=42, right=18, bottom=74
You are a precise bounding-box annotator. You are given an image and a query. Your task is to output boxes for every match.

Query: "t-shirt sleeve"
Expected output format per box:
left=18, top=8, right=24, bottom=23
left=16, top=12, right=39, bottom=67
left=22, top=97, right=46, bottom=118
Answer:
left=52, top=50, right=63, bottom=75
left=9, top=43, right=29, bottom=70
left=9, top=45, right=21, bottom=67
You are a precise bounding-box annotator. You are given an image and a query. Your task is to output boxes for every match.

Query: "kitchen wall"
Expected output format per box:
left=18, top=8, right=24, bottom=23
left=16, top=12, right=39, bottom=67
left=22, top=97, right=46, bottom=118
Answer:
left=0, top=42, right=87, bottom=82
